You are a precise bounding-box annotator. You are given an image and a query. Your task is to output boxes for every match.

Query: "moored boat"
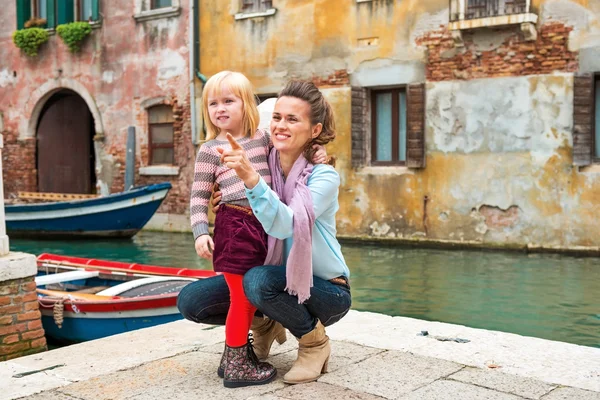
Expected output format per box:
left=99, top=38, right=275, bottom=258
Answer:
left=5, top=182, right=171, bottom=239
left=35, top=253, right=216, bottom=343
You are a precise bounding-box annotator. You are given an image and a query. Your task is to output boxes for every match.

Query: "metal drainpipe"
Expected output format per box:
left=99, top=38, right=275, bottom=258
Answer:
left=189, top=0, right=207, bottom=146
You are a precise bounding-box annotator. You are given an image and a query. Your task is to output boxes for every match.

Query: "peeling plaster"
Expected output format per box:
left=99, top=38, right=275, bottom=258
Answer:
left=427, top=74, right=572, bottom=163
left=0, top=69, right=16, bottom=88
left=157, top=50, right=186, bottom=81
left=350, top=59, right=425, bottom=87
left=370, top=221, right=391, bottom=236
left=102, top=71, right=115, bottom=84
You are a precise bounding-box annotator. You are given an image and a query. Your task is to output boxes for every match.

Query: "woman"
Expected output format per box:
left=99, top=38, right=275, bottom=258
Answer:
left=177, top=80, right=351, bottom=384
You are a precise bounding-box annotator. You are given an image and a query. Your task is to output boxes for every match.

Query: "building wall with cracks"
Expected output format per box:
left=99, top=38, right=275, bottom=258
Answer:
left=0, top=1, right=195, bottom=217
left=199, top=0, right=600, bottom=249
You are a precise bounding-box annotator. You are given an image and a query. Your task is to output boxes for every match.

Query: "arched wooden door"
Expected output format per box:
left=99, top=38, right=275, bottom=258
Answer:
left=37, top=91, right=96, bottom=194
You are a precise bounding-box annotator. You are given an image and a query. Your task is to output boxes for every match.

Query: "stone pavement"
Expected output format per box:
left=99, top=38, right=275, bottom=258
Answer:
left=1, top=311, right=599, bottom=400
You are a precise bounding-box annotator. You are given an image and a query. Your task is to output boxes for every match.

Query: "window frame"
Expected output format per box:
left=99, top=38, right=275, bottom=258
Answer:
left=241, top=0, right=272, bottom=13
left=370, top=87, right=407, bottom=166
left=148, top=105, right=175, bottom=166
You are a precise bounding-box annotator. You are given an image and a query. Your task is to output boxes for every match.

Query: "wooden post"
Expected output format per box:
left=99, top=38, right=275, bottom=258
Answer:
left=125, top=126, right=136, bottom=191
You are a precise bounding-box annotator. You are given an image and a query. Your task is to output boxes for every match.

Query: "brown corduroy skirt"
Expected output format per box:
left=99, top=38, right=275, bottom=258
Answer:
left=212, top=204, right=268, bottom=275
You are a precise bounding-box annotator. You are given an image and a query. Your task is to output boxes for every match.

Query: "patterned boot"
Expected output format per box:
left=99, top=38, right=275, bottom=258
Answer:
left=223, top=341, right=277, bottom=388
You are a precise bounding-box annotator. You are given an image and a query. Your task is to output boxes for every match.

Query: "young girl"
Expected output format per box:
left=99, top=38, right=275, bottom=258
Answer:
left=190, top=71, right=325, bottom=388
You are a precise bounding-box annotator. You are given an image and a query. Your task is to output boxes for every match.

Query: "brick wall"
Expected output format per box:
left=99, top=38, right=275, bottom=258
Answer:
left=312, top=70, right=350, bottom=87
left=417, top=22, right=578, bottom=81
left=0, top=276, right=47, bottom=361
left=2, top=131, right=36, bottom=200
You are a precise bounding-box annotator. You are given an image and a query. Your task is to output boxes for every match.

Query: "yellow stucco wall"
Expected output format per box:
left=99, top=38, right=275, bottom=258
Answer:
left=198, top=0, right=600, bottom=249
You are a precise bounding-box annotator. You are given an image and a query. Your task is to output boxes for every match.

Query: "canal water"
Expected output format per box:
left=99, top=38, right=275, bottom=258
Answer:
left=11, top=231, right=600, bottom=349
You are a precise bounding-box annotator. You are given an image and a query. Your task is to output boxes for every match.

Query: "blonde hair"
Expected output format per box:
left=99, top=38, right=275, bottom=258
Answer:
left=201, top=71, right=259, bottom=140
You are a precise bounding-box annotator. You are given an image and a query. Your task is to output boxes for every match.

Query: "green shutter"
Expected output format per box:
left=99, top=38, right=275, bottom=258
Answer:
left=92, top=0, right=99, bottom=21
left=57, top=0, right=74, bottom=25
left=16, top=0, right=32, bottom=30
left=46, top=0, right=56, bottom=28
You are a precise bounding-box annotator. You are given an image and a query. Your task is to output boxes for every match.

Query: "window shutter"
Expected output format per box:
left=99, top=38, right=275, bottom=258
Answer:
left=351, top=87, right=368, bottom=168
left=16, top=0, right=32, bottom=29
left=406, top=83, right=426, bottom=168
left=572, top=73, right=593, bottom=167
left=92, top=0, right=99, bottom=21
left=46, top=0, right=56, bottom=29
left=57, top=0, right=74, bottom=25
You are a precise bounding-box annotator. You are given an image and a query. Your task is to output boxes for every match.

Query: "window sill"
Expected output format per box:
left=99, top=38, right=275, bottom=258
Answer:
left=139, top=165, right=180, bottom=176
left=579, top=164, right=600, bottom=174
left=356, top=0, right=374, bottom=3
left=358, top=166, right=414, bottom=176
left=133, top=7, right=181, bottom=22
left=448, top=13, right=537, bottom=31
left=234, top=8, right=277, bottom=20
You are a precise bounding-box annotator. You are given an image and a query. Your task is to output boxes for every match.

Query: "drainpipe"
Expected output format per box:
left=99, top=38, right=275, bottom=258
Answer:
left=189, top=0, right=207, bottom=146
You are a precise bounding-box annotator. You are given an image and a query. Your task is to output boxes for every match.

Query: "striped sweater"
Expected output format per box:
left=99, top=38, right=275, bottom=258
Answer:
left=190, top=129, right=272, bottom=239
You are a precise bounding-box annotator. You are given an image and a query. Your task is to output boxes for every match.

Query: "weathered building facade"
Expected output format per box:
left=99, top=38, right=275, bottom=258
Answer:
left=198, top=0, right=600, bottom=250
left=0, top=0, right=196, bottom=227
left=2, top=0, right=599, bottom=251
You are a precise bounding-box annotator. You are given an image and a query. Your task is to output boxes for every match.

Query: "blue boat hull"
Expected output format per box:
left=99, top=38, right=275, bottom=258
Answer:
left=5, top=183, right=171, bottom=238
left=41, top=313, right=184, bottom=343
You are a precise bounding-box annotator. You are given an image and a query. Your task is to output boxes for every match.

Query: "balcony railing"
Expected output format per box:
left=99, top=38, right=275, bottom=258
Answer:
left=450, top=0, right=531, bottom=22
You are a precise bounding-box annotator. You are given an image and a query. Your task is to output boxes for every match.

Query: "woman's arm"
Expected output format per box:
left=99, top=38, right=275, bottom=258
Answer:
left=246, top=165, right=339, bottom=239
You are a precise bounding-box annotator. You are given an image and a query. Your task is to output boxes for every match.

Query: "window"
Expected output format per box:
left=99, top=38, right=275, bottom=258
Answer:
left=371, top=89, right=407, bottom=165
left=151, top=0, right=172, bottom=9
left=79, top=0, right=99, bottom=21
left=351, top=84, right=425, bottom=169
left=148, top=105, right=175, bottom=165
left=16, top=0, right=99, bottom=30
left=241, top=0, right=272, bottom=13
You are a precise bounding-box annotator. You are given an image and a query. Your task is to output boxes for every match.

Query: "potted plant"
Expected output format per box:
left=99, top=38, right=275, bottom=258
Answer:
left=12, top=27, right=49, bottom=57
left=56, top=21, right=92, bottom=53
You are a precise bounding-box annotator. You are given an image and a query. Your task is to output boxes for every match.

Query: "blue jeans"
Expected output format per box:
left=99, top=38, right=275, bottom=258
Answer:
left=177, top=265, right=351, bottom=338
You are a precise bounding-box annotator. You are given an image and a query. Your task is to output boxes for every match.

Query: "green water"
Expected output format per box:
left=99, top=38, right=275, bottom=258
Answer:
left=11, top=231, right=600, bottom=348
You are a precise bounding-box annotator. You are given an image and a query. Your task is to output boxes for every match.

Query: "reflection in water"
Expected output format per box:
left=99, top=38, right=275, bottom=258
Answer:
left=11, top=232, right=600, bottom=348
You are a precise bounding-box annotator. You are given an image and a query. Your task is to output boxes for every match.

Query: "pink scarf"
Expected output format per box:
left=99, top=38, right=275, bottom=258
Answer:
left=263, top=149, right=315, bottom=303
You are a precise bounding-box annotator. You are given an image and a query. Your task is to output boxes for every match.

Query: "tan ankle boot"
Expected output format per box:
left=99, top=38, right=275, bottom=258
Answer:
left=251, top=317, right=287, bottom=360
left=283, top=321, right=330, bottom=384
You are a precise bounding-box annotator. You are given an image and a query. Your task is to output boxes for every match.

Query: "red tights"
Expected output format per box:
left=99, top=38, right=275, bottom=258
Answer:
left=223, top=272, right=257, bottom=347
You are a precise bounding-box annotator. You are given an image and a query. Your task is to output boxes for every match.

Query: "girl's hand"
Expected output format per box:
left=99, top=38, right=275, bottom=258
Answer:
left=216, top=133, right=260, bottom=189
left=312, top=144, right=328, bottom=164
left=195, top=235, right=214, bottom=259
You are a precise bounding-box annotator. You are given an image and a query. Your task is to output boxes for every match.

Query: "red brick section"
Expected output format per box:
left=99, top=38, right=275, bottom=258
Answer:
left=1, top=130, right=37, bottom=200
left=416, top=22, right=578, bottom=81
left=0, top=276, right=47, bottom=361
left=312, top=70, right=350, bottom=87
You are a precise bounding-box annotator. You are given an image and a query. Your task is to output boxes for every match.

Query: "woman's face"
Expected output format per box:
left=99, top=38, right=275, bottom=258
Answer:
left=270, top=96, right=321, bottom=156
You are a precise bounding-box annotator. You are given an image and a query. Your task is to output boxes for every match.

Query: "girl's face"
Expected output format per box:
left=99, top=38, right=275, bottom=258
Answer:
left=207, top=86, right=244, bottom=137
left=270, top=96, right=321, bottom=157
